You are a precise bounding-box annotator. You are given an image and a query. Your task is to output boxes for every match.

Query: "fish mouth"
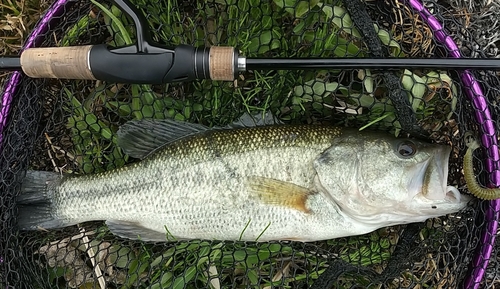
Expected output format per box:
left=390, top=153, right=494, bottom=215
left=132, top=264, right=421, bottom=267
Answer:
left=408, top=146, right=462, bottom=203
left=412, top=146, right=462, bottom=203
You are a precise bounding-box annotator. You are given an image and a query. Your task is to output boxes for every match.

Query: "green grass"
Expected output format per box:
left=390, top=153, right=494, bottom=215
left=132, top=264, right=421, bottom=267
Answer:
left=0, top=0, right=51, bottom=54
left=0, top=0, right=51, bottom=88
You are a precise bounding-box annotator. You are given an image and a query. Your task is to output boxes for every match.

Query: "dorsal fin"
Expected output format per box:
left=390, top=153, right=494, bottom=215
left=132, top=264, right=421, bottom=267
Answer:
left=226, top=111, right=283, bottom=128
left=117, top=112, right=282, bottom=159
left=117, top=119, right=209, bottom=159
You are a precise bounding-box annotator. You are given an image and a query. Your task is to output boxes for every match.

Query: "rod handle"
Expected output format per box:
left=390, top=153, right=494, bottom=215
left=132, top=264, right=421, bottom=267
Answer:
left=18, top=45, right=240, bottom=83
left=20, top=45, right=96, bottom=80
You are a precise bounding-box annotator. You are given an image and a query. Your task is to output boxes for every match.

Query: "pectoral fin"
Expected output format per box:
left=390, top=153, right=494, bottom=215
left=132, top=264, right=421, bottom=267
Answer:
left=247, top=176, right=314, bottom=213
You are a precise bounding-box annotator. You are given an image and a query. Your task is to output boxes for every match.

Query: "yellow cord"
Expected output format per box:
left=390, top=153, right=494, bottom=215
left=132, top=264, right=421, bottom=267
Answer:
left=463, top=135, right=500, bottom=200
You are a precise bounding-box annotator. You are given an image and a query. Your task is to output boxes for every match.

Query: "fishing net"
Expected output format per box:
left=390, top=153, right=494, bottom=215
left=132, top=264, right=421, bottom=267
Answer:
left=1, top=0, right=499, bottom=288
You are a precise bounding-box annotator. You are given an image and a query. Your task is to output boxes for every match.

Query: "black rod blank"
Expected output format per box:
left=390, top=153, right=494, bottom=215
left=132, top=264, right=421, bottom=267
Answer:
left=0, top=57, right=21, bottom=71
left=245, top=57, right=500, bottom=70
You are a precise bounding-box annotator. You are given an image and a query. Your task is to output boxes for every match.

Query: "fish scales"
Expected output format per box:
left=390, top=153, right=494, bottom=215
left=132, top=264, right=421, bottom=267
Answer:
left=53, top=125, right=348, bottom=241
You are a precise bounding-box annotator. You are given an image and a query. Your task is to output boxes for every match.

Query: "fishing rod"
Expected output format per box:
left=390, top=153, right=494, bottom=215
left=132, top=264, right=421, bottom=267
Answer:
left=1, top=0, right=500, bottom=84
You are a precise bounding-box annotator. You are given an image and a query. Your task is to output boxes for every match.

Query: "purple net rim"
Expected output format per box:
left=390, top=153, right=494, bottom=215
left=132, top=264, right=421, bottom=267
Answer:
left=403, top=1, right=500, bottom=288
left=0, top=0, right=498, bottom=288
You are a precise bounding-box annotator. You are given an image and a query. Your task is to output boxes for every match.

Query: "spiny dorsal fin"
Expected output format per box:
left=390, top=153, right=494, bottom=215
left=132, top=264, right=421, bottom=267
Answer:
left=247, top=176, right=314, bottom=214
left=227, top=111, right=283, bottom=128
left=117, top=119, right=209, bottom=159
left=117, top=112, right=282, bottom=159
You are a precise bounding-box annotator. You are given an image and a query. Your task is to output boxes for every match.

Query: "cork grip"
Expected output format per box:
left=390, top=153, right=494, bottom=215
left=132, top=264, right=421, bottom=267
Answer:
left=209, top=47, right=235, bottom=81
left=20, top=45, right=96, bottom=80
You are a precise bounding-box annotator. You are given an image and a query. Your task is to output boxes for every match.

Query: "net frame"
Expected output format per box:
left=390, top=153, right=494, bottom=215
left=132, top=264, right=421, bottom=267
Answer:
left=0, top=0, right=499, bottom=288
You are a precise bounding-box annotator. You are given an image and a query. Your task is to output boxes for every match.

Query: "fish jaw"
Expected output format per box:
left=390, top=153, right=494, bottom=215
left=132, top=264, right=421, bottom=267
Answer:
left=405, top=145, right=454, bottom=202
left=418, top=145, right=452, bottom=201
left=408, top=145, right=471, bottom=217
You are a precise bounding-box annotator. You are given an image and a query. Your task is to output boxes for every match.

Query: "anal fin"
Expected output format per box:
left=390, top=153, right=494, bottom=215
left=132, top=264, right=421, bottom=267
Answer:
left=247, top=176, right=314, bottom=213
left=106, top=220, right=172, bottom=242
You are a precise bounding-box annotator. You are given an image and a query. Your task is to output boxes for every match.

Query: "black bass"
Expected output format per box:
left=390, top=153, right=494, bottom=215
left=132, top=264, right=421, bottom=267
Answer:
left=17, top=118, right=470, bottom=242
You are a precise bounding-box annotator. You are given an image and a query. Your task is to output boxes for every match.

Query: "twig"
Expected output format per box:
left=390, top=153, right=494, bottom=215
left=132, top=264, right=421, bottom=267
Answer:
left=44, top=133, right=60, bottom=173
left=263, top=261, right=292, bottom=289
left=79, top=226, right=106, bottom=289
left=45, top=132, right=76, bottom=162
left=50, top=144, right=76, bottom=161
left=207, top=264, right=221, bottom=289
left=46, top=148, right=59, bottom=173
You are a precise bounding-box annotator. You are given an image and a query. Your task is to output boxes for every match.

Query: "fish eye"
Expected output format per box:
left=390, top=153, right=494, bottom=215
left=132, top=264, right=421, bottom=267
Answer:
left=396, top=140, right=417, bottom=158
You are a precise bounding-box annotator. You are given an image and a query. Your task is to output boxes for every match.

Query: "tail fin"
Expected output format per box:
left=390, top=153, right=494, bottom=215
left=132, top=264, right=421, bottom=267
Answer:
left=17, top=171, right=65, bottom=230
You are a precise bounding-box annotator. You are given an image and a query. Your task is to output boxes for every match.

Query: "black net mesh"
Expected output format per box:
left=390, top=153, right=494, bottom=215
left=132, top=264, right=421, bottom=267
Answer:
left=1, top=0, right=499, bottom=288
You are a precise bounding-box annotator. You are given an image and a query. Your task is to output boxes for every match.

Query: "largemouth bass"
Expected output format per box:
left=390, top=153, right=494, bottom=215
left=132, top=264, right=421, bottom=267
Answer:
left=17, top=118, right=470, bottom=242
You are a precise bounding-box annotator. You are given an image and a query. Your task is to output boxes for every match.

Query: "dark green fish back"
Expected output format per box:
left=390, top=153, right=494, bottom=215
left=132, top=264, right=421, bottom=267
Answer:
left=147, top=124, right=346, bottom=163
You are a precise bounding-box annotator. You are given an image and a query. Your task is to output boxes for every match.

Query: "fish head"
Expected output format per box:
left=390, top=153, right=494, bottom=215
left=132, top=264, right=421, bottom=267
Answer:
left=314, top=130, right=471, bottom=226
